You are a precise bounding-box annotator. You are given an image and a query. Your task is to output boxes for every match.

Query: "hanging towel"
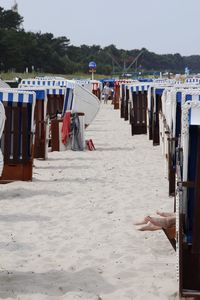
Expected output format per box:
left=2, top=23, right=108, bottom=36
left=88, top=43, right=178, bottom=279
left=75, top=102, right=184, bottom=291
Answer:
left=61, top=112, right=71, bottom=145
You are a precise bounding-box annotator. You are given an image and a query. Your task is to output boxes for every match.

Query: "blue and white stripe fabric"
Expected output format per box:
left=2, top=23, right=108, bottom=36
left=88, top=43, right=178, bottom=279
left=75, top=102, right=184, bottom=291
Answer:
left=20, top=79, right=75, bottom=89
left=62, top=88, right=74, bottom=115
left=185, top=77, right=200, bottom=84
left=130, top=84, right=149, bottom=93
left=21, top=79, right=67, bottom=87
left=46, top=88, right=65, bottom=95
left=0, top=89, right=36, bottom=104
left=19, top=85, right=66, bottom=96
left=0, top=89, right=36, bottom=131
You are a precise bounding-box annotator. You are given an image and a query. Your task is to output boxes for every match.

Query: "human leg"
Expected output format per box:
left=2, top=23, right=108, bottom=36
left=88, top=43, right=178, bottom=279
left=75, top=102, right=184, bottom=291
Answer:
left=146, top=216, right=176, bottom=229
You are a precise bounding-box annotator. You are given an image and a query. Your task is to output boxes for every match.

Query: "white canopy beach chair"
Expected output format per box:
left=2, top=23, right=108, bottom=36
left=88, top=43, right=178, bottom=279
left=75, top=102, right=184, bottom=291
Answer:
left=0, top=101, right=6, bottom=176
left=176, top=92, right=200, bottom=297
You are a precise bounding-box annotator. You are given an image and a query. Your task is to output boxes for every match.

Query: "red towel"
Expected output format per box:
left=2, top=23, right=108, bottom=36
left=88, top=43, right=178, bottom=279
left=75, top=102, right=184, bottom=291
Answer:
left=61, top=112, right=71, bottom=145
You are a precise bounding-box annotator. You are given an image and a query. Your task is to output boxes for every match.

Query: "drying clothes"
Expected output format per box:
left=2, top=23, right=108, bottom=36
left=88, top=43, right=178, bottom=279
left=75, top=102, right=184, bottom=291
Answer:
left=71, top=113, right=85, bottom=151
left=61, top=112, right=71, bottom=145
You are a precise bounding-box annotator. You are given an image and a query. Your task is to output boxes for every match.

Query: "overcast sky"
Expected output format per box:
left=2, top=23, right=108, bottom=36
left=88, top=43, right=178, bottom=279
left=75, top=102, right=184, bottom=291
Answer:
left=0, top=0, right=199, bottom=56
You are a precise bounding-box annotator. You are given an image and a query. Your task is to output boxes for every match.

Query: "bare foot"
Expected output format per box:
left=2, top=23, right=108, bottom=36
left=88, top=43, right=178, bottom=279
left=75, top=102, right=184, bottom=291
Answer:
left=137, top=221, right=161, bottom=231
left=146, top=216, right=175, bottom=229
left=156, top=211, right=175, bottom=218
left=134, top=216, right=149, bottom=225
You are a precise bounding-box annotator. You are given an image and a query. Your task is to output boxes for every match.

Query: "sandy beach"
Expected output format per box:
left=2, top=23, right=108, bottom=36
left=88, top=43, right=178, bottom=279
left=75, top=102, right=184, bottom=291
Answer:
left=0, top=102, right=178, bottom=300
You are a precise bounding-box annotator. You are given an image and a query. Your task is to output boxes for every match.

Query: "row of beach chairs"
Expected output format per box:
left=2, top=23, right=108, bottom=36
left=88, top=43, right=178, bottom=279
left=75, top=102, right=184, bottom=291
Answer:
left=0, top=78, right=100, bottom=182
left=114, top=78, right=200, bottom=298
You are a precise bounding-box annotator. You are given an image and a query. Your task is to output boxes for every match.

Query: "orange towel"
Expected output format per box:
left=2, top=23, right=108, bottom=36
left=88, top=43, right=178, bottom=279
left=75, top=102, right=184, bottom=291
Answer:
left=61, top=112, right=71, bottom=145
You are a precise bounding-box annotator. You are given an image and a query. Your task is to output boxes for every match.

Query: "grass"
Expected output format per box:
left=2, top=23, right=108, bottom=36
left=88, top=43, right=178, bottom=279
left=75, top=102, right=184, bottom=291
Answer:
left=0, top=72, right=111, bottom=81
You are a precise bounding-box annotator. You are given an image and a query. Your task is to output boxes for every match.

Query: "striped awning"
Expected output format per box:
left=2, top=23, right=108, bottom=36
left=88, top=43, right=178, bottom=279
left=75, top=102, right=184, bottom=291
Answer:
left=130, top=84, right=149, bottom=92
left=0, top=89, right=36, bottom=104
left=176, top=91, right=200, bottom=103
left=19, top=85, right=66, bottom=96
left=46, top=88, right=65, bottom=95
left=185, top=78, right=200, bottom=84
left=20, top=79, right=75, bottom=89
left=20, top=79, right=66, bottom=86
left=17, top=87, right=46, bottom=100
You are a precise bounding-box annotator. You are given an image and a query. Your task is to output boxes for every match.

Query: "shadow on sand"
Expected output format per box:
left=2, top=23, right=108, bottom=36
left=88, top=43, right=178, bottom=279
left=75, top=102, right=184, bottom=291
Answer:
left=0, top=268, right=115, bottom=298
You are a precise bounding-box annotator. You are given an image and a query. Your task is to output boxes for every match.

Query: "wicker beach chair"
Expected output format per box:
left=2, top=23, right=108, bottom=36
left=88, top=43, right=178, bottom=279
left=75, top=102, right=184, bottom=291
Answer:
left=20, top=80, right=74, bottom=153
left=176, top=93, right=200, bottom=297
left=130, top=83, right=148, bottom=135
left=0, top=90, right=36, bottom=182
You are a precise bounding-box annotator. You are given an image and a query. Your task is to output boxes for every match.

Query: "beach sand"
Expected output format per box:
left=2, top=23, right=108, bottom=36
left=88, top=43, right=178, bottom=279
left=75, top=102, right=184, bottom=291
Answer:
left=0, top=102, right=179, bottom=300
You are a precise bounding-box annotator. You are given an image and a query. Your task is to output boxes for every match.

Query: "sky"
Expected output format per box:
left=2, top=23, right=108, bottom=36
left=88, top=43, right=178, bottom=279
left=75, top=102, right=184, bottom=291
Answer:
left=0, top=0, right=199, bottom=56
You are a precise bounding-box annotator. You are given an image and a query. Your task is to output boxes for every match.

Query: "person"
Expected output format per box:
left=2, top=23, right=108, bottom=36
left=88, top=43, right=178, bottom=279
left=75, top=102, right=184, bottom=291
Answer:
left=134, top=211, right=176, bottom=231
left=102, top=82, right=111, bottom=104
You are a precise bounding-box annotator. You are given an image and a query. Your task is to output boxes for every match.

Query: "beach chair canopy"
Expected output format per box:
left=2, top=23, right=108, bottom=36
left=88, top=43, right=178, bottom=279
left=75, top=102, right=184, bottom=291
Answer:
left=0, top=89, right=36, bottom=104
left=0, top=80, right=10, bottom=88
left=130, top=83, right=150, bottom=93
left=20, top=79, right=75, bottom=89
left=72, top=83, right=100, bottom=126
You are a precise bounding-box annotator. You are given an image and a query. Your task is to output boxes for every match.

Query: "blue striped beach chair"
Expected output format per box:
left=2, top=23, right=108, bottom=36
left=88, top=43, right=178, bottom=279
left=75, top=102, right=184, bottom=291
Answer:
left=176, top=92, right=200, bottom=297
left=129, top=83, right=149, bottom=135
left=0, top=90, right=36, bottom=182
left=20, top=80, right=75, bottom=152
left=18, top=87, right=48, bottom=159
left=162, top=86, right=200, bottom=196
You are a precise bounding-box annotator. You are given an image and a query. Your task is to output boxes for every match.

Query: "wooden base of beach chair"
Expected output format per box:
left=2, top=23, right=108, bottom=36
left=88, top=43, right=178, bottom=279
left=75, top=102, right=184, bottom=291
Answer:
left=114, top=85, right=120, bottom=109
left=114, top=101, right=119, bottom=109
left=120, top=100, right=125, bottom=118
left=0, top=161, right=33, bottom=182
left=34, top=121, right=47, bottom=159
left=51, top=119, right=63, bottom=152
left=34, top=99, right=47, bottom=159
left=180, top=244, right=200, bottom=297
left=131, top=125, right=147, bottom=135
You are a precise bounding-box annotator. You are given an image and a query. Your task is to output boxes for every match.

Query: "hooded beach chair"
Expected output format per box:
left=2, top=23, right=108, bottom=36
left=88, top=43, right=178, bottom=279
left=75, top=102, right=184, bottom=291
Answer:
left=47, top=86, right=70, bottom=152
left=162, top=86, right=200, bottom=196
left=0, top=101, right=6, bottom=176
left=20, top=81, right=67, bottom=152
left=129, top=83, right=149, bottom=135
left=176, top=92, right=200, bottom=297
left=0, top=90, right=36, bottom=182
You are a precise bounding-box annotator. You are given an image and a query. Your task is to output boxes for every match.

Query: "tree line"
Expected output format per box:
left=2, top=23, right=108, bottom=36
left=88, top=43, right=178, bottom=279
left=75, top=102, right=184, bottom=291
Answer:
left=0, top=6, right=199, bottom=75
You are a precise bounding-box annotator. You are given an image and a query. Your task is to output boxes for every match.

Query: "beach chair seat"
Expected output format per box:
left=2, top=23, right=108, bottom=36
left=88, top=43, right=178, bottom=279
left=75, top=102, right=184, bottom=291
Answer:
left=0, top=90, right=36, bottom=182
